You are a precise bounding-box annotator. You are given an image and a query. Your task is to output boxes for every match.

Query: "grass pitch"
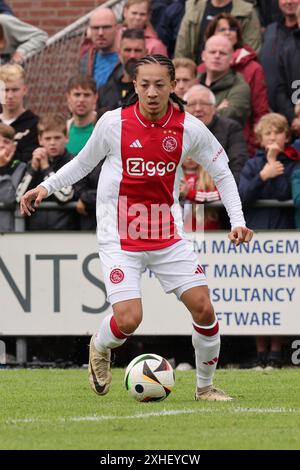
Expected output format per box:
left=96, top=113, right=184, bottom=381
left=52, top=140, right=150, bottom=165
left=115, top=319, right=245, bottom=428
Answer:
left=1, top=368, right=300, bottom=450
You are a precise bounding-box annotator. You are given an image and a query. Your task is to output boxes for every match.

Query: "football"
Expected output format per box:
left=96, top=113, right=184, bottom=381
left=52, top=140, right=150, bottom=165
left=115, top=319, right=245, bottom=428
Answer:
left=124, top=353, right=175, bottom=402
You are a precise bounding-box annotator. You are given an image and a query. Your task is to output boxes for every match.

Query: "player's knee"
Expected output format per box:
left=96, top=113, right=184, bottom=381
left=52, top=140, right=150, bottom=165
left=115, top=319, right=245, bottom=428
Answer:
left=115, top=307, right=142, bottom=334
left=117, top=315, right=141, bottom=334
left=192, top=296, right=215, bottom=326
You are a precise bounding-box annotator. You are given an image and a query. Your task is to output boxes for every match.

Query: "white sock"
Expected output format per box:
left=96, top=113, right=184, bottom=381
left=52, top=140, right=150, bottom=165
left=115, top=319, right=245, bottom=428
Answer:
left=94, top=314, right=129, bottom=352
left=192, top=318, right=220, bottom=389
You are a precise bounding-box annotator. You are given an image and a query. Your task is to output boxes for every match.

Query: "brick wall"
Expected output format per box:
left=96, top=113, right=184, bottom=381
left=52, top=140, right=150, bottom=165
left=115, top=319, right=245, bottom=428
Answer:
left=7, top=0, right=107, bottom=37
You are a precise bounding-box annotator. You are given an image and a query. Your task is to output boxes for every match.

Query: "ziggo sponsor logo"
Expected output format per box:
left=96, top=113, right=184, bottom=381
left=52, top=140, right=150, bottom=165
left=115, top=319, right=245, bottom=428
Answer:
left=127, top=158, right=177, bottom=177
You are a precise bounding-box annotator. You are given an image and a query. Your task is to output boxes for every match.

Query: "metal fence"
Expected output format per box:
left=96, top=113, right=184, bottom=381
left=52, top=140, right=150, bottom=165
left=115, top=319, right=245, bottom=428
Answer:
left=23, top=0, right=126, bottom=116
left=0, top=199, right=297, bottom=233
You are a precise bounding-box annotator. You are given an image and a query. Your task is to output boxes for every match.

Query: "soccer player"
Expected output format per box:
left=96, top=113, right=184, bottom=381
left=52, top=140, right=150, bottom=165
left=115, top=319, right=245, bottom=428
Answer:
left=20, top=55, right=253, bottom=401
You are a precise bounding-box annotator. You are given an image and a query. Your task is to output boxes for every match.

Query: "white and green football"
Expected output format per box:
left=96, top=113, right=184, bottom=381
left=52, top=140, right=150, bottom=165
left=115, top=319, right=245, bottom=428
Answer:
left=124, top=353, right=175, bottom=402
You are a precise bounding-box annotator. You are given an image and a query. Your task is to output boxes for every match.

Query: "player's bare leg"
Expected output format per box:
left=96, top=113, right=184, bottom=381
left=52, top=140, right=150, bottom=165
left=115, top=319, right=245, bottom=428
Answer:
left=181, top=286, right=232, bottom=401
left=88, top=299, right=143, bottom=395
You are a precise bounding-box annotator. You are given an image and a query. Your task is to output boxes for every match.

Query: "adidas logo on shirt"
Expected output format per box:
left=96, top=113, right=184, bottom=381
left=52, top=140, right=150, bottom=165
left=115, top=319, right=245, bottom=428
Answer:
left=130, top=139, right=143, bottom=148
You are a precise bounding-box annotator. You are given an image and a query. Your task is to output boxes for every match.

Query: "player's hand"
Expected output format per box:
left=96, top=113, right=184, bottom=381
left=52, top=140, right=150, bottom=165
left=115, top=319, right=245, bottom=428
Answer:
left=20, top=185, right=48, bottom=216
left=228, top=226, right=253, bottom=246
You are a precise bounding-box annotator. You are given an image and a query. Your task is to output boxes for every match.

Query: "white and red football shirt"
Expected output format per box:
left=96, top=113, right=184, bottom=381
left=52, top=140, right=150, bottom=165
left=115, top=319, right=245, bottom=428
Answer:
left=41, top=103, right=245, bottom=251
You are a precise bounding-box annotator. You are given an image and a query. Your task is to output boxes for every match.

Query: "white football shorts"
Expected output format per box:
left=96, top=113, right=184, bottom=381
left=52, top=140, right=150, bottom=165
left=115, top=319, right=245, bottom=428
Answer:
left=99, top=239, right=207, bottom=305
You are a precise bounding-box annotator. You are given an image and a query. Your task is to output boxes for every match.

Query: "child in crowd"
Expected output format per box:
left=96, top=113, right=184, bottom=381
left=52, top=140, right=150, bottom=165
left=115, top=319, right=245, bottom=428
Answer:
left=0, top=63, right=39, bottom=162
left=239, top=112, right=300, bottom=368
left=239, top=113, right=300, bottom=229
left=17, top=114, right=76, bottom=230
left=0, top=122, right=26, bottom=231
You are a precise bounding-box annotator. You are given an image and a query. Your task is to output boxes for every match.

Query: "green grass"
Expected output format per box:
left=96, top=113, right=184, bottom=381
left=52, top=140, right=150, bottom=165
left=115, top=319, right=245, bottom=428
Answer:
left=1, top=368, right=300, bottom=450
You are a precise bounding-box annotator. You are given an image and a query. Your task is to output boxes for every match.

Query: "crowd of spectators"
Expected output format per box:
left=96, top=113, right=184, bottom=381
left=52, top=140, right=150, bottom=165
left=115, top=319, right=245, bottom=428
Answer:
left=1, top=0, right=300, bottom=367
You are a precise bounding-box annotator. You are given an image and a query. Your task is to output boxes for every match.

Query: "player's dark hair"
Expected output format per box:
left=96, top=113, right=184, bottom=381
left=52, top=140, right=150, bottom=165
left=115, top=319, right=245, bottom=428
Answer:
left=122, top=55, right=186, bottom=112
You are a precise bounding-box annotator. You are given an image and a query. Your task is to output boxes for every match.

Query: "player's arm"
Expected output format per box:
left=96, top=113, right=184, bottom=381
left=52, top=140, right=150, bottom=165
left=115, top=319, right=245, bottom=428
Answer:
left=213, top=169, right=253, bottom=246
left=186, top=115, right=253, bottom=245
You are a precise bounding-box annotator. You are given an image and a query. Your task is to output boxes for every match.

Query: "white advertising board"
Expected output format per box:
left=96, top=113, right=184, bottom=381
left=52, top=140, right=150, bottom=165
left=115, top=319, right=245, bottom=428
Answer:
left=1, top=231, right=300, bottom=335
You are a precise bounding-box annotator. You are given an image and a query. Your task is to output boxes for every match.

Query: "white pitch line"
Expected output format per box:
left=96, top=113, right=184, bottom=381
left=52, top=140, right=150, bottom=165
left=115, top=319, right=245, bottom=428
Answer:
left=234, top=407, right=299, bottom=413
left=69, top=408, right=214, bottom=422
left=5, top=407, right=300, bottom=425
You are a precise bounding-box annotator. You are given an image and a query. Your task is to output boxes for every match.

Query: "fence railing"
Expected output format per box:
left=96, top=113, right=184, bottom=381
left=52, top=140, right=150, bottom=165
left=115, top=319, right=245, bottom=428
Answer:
left=23, top=0, right=126, bottom=116
left=1, top=200, right=295, bottom=213
left=0, top=200, right=296, bottom=233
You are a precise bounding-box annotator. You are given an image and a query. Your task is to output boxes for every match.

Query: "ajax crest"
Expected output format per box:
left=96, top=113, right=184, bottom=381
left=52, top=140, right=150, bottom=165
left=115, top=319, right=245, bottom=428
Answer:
left=110, top=268, right=125, bottom=284
left=162, top=136, right=177, bottom=152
